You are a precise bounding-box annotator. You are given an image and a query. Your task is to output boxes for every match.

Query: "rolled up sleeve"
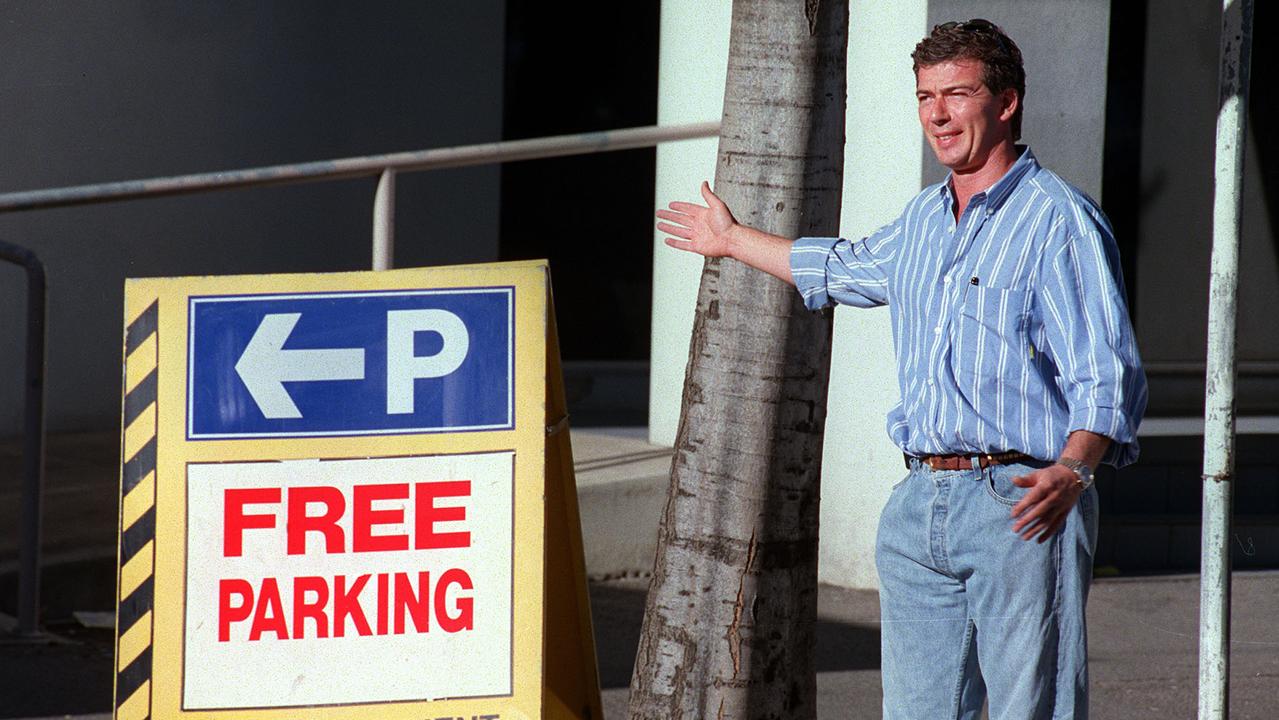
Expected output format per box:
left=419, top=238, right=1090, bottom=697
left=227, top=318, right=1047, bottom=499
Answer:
left=1037, top=220, right=1148, bottom=467
left=789, top=220, right=901, bottom=311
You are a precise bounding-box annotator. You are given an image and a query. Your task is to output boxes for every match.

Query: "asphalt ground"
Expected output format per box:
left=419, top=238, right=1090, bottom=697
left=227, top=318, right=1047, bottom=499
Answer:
left=3, top=431, right=1278, bottom=718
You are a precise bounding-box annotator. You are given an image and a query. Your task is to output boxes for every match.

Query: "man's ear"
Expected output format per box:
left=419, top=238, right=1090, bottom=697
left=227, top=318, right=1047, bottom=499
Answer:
left=999, top=88, right=1019, bottom=123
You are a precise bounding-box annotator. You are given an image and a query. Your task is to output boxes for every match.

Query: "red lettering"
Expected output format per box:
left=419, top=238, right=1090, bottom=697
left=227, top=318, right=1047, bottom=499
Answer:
left=224, top=488, right=280, bottom=557
left=414, top=480, right=471, bottom=550
left=353, top=483, right=410, bottom=552
left=217, top=570, right=473, bottom=643
left=394, top=571, right=430, bottom=634
left=218, top=578, right=254, bottom=642
left=292, top=575, right=330, bottom=639
left=248, top=578, right=289, bottom=640
left=287, top=485, right=346, bottom=555
left=333, top=573, right=372, bottom=637
left=376, top=573, right=390, bottom=635
left=224, top=482, right=473, bottom=558
left=435, top=568, right=473, bottom=633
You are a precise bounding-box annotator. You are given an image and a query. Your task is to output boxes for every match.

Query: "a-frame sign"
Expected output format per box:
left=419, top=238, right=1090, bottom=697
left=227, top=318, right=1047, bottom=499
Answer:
left=113, top=260, right=602, bottom=719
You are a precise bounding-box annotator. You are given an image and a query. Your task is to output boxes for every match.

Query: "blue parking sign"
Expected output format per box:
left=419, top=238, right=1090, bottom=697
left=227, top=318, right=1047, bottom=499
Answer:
left=187, top=287, right=513, bottom=439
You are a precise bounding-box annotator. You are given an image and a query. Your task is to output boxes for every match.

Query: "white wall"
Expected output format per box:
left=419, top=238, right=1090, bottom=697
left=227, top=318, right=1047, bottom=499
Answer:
left=648, top=0, right=732, bottom=446
left=817, top=2, right=926, bottom=591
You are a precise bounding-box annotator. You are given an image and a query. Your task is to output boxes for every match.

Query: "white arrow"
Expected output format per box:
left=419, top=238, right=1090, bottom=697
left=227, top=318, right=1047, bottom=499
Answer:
left=234, top=313, right=366, bottom=419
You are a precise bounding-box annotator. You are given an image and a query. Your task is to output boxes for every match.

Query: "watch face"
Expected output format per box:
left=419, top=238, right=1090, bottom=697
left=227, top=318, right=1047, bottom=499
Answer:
left=1059, top=458, right=1093, bottom=486
left=1079, top=466, right=1095, bottom=486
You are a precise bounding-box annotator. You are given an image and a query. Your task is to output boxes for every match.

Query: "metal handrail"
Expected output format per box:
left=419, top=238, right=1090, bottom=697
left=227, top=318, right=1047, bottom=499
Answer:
left=0, top=121, right=718, bottom=268
left=0, top=239, right=47, bottom=638
left=0, top=122, right=719, bottom=213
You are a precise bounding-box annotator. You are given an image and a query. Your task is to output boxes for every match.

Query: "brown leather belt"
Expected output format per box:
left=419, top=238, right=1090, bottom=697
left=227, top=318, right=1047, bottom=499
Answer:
left=904, top=450, right=1032, bottom=471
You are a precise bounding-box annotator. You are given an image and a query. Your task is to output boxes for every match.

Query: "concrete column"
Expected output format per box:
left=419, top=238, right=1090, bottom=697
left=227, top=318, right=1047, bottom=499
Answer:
left=818, top=1, right=926, bottom=591
left=649, top=0, right=733, bottom=447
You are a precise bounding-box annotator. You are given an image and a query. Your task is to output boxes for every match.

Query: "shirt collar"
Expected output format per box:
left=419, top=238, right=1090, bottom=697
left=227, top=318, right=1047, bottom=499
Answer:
left=937, top=145, right=1039, bottom=213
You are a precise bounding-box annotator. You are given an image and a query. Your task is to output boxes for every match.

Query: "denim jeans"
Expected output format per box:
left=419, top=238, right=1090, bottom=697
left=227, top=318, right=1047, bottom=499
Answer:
left=875, top=459, right=1099, bottom=719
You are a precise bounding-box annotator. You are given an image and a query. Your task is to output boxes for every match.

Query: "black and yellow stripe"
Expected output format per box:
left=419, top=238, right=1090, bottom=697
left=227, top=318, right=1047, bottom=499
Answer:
left=115, top=300, right=158, bottom=719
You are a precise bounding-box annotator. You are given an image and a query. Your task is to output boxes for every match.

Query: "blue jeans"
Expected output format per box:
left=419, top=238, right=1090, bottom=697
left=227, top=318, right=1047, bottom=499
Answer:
left=875, top=459, right=1099, bottom=719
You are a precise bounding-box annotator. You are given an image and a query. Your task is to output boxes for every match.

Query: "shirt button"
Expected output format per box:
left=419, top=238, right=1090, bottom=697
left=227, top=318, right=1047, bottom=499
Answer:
left=943, top=276, right=952, bottom=284
left=933, top=326, right=942, bottom=334
left=928, top=379, right=936, bottom=386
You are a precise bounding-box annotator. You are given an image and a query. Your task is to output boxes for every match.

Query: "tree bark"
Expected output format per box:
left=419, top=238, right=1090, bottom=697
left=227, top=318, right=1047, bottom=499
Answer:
left=627, top=2, right=847, bottom=719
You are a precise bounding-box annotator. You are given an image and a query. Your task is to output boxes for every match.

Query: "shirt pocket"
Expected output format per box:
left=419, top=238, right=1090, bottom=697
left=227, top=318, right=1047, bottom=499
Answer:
left=952, top=285, right=1031, bottom=381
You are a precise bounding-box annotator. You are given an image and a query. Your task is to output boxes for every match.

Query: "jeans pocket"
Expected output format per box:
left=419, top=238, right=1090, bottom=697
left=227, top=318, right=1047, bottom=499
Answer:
left=983, top=465, right=1030, bottom=506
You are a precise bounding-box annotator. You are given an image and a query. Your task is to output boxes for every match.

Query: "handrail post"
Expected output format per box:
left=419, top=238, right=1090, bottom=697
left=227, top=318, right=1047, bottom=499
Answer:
left=372, top=168, right=396, bottom=271
left=1199, top=1, right=1253, bottom=717
left=0, top=238, right=48, bottom=638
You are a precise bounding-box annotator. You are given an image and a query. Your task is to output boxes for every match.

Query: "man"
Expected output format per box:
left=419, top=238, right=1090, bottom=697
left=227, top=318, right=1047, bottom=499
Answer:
left=656, top=19, right=1146, bottom=720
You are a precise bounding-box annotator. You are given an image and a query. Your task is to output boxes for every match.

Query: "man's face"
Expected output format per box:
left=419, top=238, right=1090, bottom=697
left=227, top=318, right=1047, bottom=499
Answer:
left=915, top=59, right=1017, bottom=173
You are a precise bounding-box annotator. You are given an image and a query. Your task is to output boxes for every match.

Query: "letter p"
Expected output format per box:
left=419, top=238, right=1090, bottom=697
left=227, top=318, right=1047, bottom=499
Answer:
left=218, top=578, right=254, bottom=642
left=385, top=309, right=469, bottom=414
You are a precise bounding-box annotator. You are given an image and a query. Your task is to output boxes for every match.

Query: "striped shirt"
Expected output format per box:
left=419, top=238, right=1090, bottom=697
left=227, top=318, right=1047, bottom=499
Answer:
left=791, top=148, right=1147, bottom=467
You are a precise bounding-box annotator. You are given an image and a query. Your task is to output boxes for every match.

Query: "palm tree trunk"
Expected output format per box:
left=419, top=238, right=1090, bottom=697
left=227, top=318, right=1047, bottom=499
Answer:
left=627, top=1, right=847, bottom=718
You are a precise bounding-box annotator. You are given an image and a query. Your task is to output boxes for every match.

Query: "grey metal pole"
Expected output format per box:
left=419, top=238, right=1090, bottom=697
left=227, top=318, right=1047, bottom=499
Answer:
left=1199, top=1, right=1253, bottom=718
left=372, top=169, right=396, bottom=270
left=0, top=239, right=47, bottom=638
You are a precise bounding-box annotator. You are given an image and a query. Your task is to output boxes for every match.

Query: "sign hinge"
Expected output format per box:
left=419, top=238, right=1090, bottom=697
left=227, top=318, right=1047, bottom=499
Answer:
left=545, top=414, right=570, bottom=436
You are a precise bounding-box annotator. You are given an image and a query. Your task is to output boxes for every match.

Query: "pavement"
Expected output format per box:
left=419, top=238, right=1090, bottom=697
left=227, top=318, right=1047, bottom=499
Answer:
left=2, top=428, right=1278, bottom=719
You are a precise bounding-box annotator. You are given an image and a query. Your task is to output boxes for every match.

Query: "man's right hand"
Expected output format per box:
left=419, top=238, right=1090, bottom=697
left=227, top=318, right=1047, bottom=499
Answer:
left=656, top=182, right=798, bottom=286
left=656, top=181, right=738, bottom=258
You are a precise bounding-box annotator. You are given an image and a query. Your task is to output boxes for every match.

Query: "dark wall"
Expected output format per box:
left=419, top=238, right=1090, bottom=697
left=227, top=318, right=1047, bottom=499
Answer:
left=1129, top=0, right=1279, bottom=414
left=0, top=2, right=505, bottom=434
left=499, top=1, right=659, bottom=362
left=1134, top=0, right=1279, bottom=361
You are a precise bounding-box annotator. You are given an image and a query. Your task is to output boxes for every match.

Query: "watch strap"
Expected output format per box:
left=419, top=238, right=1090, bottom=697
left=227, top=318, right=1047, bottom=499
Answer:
left=1058, top=456, right=1094, bottom=490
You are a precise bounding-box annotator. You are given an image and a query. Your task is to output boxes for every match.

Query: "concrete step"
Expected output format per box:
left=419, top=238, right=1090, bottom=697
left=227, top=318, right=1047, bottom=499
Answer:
left=569, top=427, right=669, bottom=579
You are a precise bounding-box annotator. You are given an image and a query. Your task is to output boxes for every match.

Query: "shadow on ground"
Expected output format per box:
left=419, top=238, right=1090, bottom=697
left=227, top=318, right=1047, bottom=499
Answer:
left=589, top=581, right=881, bottom=691
left=0, top=557, right=117, bottom=718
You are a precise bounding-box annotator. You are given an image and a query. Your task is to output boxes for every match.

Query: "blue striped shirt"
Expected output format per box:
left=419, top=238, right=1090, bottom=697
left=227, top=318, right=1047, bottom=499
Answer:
left=791, top=148, right=1147, bottom=467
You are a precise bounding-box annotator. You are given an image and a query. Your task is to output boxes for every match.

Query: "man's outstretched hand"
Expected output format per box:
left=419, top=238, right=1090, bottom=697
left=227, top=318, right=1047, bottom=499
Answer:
left=655, top=182, right=797, bottom=285
left=656, top=181, right=737, bottom=258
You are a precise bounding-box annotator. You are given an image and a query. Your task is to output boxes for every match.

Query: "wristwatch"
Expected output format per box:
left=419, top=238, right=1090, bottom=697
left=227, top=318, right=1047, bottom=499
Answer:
left=1057, top=456, right=1095, bottom=490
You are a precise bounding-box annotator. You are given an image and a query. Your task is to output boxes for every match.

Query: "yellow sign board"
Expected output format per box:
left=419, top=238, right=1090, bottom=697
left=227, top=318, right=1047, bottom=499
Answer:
left=113, top=260, right=601, bottom=719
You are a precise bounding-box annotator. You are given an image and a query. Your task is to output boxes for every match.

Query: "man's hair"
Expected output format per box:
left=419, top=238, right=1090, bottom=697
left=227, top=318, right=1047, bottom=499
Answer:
left=912, top=19, right=1026, bottom=140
